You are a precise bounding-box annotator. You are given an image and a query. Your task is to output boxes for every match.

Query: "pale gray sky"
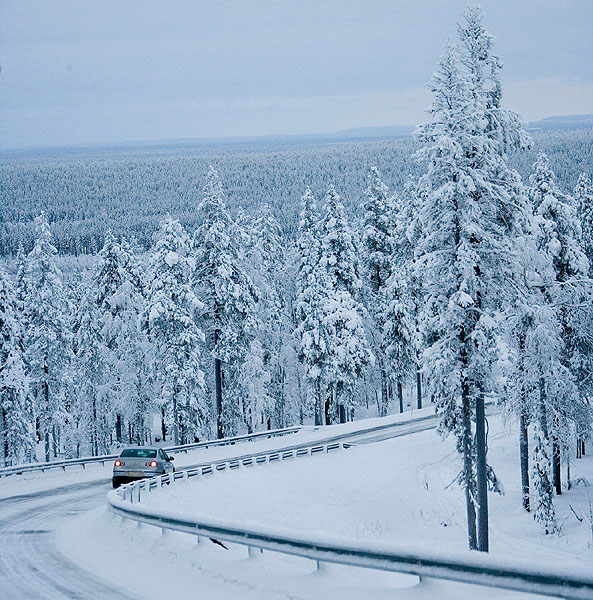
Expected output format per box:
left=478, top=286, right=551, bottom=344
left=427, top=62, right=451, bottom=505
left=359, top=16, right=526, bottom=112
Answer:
left=1, top=0, right=591, bottom=149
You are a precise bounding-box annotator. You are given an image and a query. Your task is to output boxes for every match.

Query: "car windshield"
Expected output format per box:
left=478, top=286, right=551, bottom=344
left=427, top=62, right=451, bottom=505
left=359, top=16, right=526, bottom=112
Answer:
left=120, top=449, right=157, bottom=458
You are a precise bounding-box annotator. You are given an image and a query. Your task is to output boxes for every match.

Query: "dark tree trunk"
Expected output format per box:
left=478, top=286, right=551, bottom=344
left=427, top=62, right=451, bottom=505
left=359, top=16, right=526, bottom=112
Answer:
left=338, top=404, right=346, bottom=424
left=43, top=360, right=50, bottom=462
left=462, top=385, right=477, bottom=550
left=324, top=396, right=331, bottom=425
left=0, top=408, right=7, bottom=466
left=380, top=367, right=388, bottom=417
left=161, top=406, right=166, bottom=441
left=460, top=329, right=477, bottom=550
left=552, top=438, right=561, bottom=495
left=92, top=399, right=98, bottom=456
left=416, top=362, right=422, bottom=410
left=475, top=392, right=489, bottom=552
left=314, top=380, right=323, bottom=426
left=115, top=414, right=122, bottom=443
left=172, top=389, right=180, bottom=445
left=215, top=356, right=223, bottom=439
left=519, top=412, right=530, bottom=512
left=398, top=381, right=403, bottom=414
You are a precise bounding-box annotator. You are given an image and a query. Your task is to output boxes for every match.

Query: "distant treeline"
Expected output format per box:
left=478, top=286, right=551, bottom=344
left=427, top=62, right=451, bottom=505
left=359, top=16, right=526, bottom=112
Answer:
left=1, top=129, right=591, bottom=256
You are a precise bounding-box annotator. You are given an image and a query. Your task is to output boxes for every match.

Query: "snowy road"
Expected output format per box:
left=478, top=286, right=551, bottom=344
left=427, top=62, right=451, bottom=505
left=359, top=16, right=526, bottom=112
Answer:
left=0, top=413, right=442, bottom=599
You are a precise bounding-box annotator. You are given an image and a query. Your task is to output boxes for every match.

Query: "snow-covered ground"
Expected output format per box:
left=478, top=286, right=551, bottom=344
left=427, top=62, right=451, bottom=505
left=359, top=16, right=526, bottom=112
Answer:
left=55, top=412, right=593, bottom=599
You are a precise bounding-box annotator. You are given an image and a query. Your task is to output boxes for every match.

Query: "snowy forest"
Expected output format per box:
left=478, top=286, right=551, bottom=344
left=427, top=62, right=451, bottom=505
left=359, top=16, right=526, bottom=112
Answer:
left=1, top=6, right=593, bottom=548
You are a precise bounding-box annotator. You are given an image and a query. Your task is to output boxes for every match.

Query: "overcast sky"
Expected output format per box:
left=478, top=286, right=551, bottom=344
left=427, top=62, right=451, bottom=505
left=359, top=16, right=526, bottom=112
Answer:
left=1, top=0, right=591, bottom=149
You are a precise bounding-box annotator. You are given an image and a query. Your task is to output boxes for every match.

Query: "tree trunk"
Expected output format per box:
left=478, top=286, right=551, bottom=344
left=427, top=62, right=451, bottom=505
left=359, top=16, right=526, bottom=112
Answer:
left=214, top=357, right=223, bottom=439
left=0, top=407, right=6, bottom=466
left=314, top=379, right=323, bottom=426
left=398, top=381, right=403, bottom=414
left=161, top=406, right=166, bottom=441
left=416, top=361, right=422, bottom=410
left=115, top=414, right=122, bottom=443
left=552, top=438, right=561, bottom=495
left=519, top=412, right=530, bottom=512
left=43, top=362, right=50, bottom=462
left=462, top=386, right=477, bottom=550
left=172, top=391, right=180, bottom=445
left=460, top=329, right=477, bottom=550
left=475, top=392, right=489, bottom=552
left=380, top=367, right=388, bottom=417
left=92, top=399, right=98, bottom=456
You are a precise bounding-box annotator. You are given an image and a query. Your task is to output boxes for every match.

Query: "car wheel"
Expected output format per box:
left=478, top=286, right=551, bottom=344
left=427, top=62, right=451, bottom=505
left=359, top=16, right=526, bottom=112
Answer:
left=112, top=477, right=121, bottom=489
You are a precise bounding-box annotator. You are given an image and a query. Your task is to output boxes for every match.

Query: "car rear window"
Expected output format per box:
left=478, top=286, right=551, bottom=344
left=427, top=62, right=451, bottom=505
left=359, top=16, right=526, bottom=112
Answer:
left=120, top=449, right=157, bottom=458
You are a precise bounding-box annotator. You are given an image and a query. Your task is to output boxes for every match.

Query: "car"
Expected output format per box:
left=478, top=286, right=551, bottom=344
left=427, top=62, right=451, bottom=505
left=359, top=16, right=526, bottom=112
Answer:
left=112, top=446, right=175, bottom=488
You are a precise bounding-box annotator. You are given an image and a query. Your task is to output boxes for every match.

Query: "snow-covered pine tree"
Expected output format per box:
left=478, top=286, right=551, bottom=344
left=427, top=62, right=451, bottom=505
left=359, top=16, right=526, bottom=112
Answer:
left=319, top=185, right=372, bottom=424
left=360, top=167, right=397, bottom=415
left=382, top=176, right=418, bottom=414
left=23, top=214, right=73, bottom=462
left=0, top=267, right=34, bottom=465
left=237, top=339, right=272, bottom=434
left=575, top=173, right=593, bottom=271
left=95, top=233, right=151, bottom=444
left=142, top=217, right=207, bottom=444
left=415, top=30, right=523, bottom=550
left=528, top=152, right=591, bottom=495
left=74, top=272, right=111, bottom=456
left=295, top=188, right=328, bottom=425
left=193, top=166, right=257, bottom=438
left=248, top=204, right=289, bottom=428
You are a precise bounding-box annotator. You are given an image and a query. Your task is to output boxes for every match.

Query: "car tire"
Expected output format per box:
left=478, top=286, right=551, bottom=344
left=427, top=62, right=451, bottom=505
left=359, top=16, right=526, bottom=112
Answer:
left=112, top=477, right=121, bottom=489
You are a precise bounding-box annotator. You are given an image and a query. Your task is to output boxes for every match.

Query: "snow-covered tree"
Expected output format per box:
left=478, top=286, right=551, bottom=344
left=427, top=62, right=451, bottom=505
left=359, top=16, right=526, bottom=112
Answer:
left=23, top=214, right=72, bottom=462
left=193, top=166, right=257, bottom=438
left=360, top=167, right=398, bottom=415
left=528, top=152, right=591, bottom=495
left=0, top=267, right=34, bottom=465
left=142, top=217, right=207, bottom=444
left=319, top=185, right=372, bottom=423
left=415, top=19, right=525, bottom=549
left=247, top=205, right=287, bottom=427
left=575, top=173, right=593, bottom=271
left=96, top=233, right=151, bottom=444
left=295, top=188, right=327, bottom=425
left=74, top=274, right=111, bottom=455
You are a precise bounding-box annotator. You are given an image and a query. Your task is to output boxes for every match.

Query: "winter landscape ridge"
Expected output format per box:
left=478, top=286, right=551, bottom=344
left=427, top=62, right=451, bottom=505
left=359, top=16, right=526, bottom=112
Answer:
left=1, top=1, right=593, bottom=599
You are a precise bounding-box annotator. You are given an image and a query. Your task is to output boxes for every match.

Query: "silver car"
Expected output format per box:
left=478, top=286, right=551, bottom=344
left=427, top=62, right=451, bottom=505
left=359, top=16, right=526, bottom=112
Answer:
left=112, top=446, right=175, bottom=488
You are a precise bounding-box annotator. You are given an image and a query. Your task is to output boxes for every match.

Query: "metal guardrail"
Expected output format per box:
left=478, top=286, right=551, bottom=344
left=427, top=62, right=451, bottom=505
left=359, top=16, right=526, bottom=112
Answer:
left=0, top=426, right=303, bottom=478
left=107, top=426, right=593, bottom=600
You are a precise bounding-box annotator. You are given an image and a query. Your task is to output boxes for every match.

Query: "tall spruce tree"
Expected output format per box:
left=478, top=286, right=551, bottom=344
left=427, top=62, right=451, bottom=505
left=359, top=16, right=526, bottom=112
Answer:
left=193, top=166, right=257, bottom=438
left=575, top=173, right=593, bottom=271
left=319, top=185, right=372, bottom=424
left=23, top=214, right=72, bottom=462
left=360, top=167, right=397, bottom=415
left=295, top=188, right=327, bottom=425
left=528, top=152, right=591, bottom=496
left=415, top=23, right=524, bottom=549
left=0, top=267, right=34, bottom=465
left=142, top=217, right=207, bottom=444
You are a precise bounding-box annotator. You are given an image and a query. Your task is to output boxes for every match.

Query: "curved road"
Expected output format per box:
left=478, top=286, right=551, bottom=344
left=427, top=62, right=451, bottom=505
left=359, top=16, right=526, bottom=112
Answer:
left=0, top=414, right=440, bottom=599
